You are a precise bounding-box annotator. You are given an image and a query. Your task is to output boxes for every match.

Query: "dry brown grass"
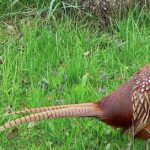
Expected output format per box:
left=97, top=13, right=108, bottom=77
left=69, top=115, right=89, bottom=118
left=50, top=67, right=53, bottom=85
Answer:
left=64, top=0, right=149, bottom=25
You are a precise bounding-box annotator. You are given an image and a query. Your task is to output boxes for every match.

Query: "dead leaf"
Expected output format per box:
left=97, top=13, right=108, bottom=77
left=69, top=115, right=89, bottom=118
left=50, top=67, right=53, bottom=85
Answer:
left=7, top=128, right=18, bottom=140
left=7, top=25, right=17, bottom=35
left=83, top=51, right=90, bottom=57
left=27, top=122, right=36, bottom=129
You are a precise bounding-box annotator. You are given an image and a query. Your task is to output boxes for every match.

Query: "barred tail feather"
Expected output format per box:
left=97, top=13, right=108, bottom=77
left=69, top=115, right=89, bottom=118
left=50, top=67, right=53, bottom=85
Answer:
left=0, top=103, right=101, bottom=132
left=7, top=103, right=91, bottom=116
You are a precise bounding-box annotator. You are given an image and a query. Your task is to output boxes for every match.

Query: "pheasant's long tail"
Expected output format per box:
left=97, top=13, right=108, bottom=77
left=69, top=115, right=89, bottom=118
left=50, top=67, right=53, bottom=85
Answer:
left=7, top=103, right=87, bottom=116
left=0, top=103, right=101, bottom=132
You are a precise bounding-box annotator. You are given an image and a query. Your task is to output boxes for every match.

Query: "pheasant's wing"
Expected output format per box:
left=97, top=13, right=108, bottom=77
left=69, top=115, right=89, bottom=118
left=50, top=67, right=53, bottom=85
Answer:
left=130, top=69, right=150, bottom=135
left=132, top=91, right=150, bottom=135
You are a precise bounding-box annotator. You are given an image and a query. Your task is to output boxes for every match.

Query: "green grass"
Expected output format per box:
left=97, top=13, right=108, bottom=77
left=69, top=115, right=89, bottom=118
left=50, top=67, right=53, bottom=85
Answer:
left=0, top=3, right=150, bottom=149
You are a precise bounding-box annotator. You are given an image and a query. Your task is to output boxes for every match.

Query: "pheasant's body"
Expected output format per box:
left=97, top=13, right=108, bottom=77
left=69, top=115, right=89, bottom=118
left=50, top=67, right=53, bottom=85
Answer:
left=96, top=64, right=150, bottom=140
left=1, top=64, right=150, bottom=141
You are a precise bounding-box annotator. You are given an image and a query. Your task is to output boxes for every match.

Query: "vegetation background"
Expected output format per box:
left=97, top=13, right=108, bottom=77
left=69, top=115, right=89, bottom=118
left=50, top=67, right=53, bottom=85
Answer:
left=0, top=0, right=150, bottom=149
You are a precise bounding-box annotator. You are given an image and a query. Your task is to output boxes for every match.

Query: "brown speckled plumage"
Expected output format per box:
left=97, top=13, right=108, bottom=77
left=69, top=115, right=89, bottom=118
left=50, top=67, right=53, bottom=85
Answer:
left=1, top=64, right=150, bottom=141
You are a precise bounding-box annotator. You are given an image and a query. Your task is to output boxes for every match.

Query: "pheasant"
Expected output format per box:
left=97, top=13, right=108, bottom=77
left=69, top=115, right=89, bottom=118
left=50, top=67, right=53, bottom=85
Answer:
left=1, top=64, right=150, bottom=143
